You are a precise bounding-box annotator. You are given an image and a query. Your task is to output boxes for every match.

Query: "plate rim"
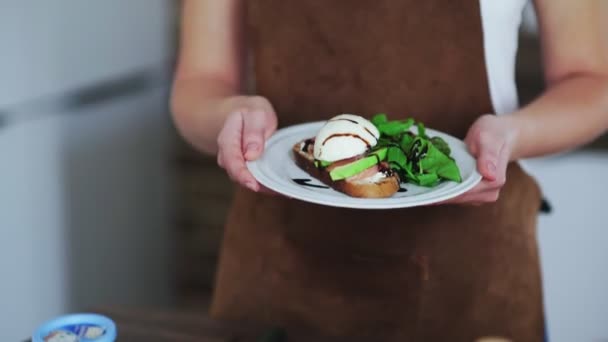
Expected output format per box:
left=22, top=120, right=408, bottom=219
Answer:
left=247, top=121, right=482, bottom=209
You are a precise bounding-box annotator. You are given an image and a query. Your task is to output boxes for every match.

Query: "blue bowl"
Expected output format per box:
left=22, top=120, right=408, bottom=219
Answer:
left=32, top=313, right=116, bottom=342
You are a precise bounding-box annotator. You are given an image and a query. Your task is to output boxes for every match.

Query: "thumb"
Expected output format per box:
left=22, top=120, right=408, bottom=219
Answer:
left=470, top=138, right=500, bottom=182
left=242, top=110, right=267, bottom=161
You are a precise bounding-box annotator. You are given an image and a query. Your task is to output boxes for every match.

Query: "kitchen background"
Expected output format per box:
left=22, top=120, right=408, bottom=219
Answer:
left=1, top=1, right=606, bottom=341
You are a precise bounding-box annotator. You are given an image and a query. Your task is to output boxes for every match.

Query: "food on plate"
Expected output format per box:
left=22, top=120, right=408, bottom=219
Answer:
left=292, top=113, right=462, bottom=198
left=293, top=115, right=400, bottom=198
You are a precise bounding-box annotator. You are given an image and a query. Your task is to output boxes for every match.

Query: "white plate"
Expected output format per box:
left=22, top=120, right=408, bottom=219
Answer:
left=247, top=121, right=482, bottom=209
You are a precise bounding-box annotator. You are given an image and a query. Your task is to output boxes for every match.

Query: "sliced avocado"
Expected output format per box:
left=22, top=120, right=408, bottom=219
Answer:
left=329, top=148, right=388, bottom=181
left=314, top=159, right=333, bottom=168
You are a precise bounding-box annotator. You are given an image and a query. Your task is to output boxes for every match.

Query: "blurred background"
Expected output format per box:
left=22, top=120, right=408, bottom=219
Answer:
left=0, top=1, right=606, bottom=341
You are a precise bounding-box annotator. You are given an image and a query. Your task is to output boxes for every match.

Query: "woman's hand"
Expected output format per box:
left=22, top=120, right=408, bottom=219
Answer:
left=445, top=114, right=519, bottom=205
left=216, top=95, right=278, bottom=192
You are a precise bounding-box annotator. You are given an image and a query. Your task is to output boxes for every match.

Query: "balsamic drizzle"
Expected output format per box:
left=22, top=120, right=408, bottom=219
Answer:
left=408, top=139, right=430, bottom=172
left=301, top=138, right=314, bottom=152
left=378, top=162, right=394, bottom=177
left=292, top=178, right=329, bottom=189
left=331, top=118, right=358, bottom=124
left=321, top=133, right=371, bottom=149
left=330, top=118, right=378, bottom=142
left=363, top=126, right=377, bottom=139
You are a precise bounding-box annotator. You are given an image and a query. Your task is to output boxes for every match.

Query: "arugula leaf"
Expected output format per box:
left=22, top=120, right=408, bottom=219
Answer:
left=400, top=133, right=415, bottom=152
left=430, top=136, right=451, bottom=156
left=407, top=137, right=426, bottom=161
left=389, top=162, right=403, bottom=173
left=375, top=137, right=400, bottom=149
left=437, top=162, right=462, bottom=182
left=377, top=119, right=415, bottom=137
left=417, top=173, right=439, bottom=187
left=419, top=143, right=446, bottom=171
left=403, top=118, right=415, bottom=129
left=387, top=146, right=407, bottom=168
left=371, top=113, right=388, bottom=126
left=419, top=143, right=462, bottom=182
left=367, top=113, right=462, bottom=186
left=417, top=122, right=427, bottom=139
left=402, top=161, right=418, bottom=182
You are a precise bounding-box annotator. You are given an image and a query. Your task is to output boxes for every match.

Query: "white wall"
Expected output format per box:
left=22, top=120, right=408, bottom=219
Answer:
left=0, top=116, right=68, bottom=340
left=59, top=86, right=174, bottom=311
left=0, top=0, right=174, bottom=107
left=519, top=2, right=608, bottom=340
left=0, top=87, right=175, bottom=341
left=0, top=1, right=176, bottom=340
left=526, top=155, right=608, bottom=342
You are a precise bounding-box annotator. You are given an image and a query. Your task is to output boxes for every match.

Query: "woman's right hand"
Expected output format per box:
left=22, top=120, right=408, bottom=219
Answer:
left=216, top=95, right=278, bottom=192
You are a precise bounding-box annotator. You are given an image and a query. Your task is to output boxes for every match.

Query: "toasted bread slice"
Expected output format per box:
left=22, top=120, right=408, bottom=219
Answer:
left=292, top=139, right=400, bottom=198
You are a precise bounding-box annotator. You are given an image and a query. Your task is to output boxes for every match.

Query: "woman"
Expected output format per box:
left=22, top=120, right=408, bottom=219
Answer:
left=171, top=1, right=608, bottom=341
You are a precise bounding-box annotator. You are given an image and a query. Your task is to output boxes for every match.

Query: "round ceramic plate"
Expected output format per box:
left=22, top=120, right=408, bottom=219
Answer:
left=247, top=121, right=482, bottom=209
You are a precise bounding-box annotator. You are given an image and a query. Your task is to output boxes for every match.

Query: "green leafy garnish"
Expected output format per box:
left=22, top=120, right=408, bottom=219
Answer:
left=400, top=133, right=415, bottom=152
left=430, top=136, right=451, bottom=156
left=417, top=173, right=439, bottom=187
left=387, top=146, right=407, bottom=169
left=371, top=113, right=388, bottom=126
left=376, top=118, right=415, bottom=137
left=420, top=142, right=462, bottom=182
left=370, top=113, right=462, bottom=187
left=417, top=122, right=427, bottom=139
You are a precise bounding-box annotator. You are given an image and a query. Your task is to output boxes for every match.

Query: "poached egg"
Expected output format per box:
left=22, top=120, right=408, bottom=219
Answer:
left=313, top=114, right=380, bottom=162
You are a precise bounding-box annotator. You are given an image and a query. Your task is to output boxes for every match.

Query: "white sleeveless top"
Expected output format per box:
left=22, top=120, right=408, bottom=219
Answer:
left=480, top=0, right=530, bottom=115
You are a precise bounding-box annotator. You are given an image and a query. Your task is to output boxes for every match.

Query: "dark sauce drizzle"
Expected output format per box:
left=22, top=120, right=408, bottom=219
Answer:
left=297, top=119, right=383, bottom=190
left=330, top=118, right=378, bottom=143
left=332, top=118, right=358, bottom=124
left=408, top=139, right=422, bottom=160
left=408, top=139, right=430, bottom=172
left=364, top=127, right=376, bottom=138
left=292, top=178, right=329, bottom=189
left=301, top=138, right=314, bottom=152
left=322, top=133, right=371, bottom=149
left=378, top=162, right=394, bottom=177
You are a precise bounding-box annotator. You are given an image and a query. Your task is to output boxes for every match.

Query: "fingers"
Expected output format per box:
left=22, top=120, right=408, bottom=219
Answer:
left=441, top=114, right=514, bottom=206
left=215, top=96, right=278, bottom=193
left=242, top=110, right=268, bottom=161
left=242, top=97, right=278, bottom=161
left=494, top=141, right=509, bottom=187
left=466, top=115, right=512, bottom=186
left=468, top=132, right=500, bottom=182
left=217, top=112, right=259, bottom=192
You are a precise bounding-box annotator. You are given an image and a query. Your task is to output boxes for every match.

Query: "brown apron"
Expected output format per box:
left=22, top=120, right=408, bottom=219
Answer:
left=211, top=1, right=545, bottom=341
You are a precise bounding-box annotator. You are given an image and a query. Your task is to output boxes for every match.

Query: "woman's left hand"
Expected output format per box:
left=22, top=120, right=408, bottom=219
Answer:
left=444, top=114, right=519, bottom=205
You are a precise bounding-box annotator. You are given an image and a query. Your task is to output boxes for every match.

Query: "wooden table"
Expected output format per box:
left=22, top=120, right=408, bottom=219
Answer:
left=27, top=306, right=516, bottom=341
left=92, top=306, right=351, bottom=342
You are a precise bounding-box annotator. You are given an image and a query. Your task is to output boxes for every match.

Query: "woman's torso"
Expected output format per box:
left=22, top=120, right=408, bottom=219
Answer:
left=211, top=1, right=544, bottom=341
left=247, top=0, right=528, bottom=129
